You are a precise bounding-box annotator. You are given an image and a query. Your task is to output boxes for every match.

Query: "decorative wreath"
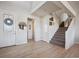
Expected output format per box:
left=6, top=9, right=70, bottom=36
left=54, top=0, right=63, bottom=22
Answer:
left=4, top=18, right=13, bottom=26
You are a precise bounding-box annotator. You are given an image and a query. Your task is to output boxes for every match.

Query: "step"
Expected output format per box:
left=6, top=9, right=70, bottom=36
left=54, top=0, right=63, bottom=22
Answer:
left=59, top=28, right=67, bottom=30
left=59, top=27, right=68, bottom=29
left=50, top=40, right=65, bottom=48
left=54, top=32, right=65, bottom=35
left=51, top=39, right=65, bottom=43
left=57, top=30, right=65, bottom=32
left=51, top=38, right=65, bottom=41
left=53, top=36, right=65, bottom=39
left=52, top=42, right=65, bottom=48
left=57, top=30, right=66, bottom=32
left=55, top=32, right=65, bottom=34
left=50, top=41, right=65, bottom=48
left=58, top=28, right=67, bottom=30
left=50, top=39, right=65, bottom=44
left=54, top=33, right=65, bottom=36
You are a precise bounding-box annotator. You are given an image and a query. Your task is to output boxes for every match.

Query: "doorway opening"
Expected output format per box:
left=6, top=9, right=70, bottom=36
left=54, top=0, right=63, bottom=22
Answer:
left=27, top=18, right=35, bottom=43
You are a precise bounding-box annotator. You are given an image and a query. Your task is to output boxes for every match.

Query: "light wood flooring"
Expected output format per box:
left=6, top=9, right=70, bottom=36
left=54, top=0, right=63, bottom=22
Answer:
left=0, top=40, right=79, bottom=58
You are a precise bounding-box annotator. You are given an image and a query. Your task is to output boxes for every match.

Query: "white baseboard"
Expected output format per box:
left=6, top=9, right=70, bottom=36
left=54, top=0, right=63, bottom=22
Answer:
left=15, top=42, right=27, bottom=45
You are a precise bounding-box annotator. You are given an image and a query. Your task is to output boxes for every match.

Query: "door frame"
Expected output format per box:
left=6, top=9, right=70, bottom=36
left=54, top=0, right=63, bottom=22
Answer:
left=27, top=18, right=35, bottom=42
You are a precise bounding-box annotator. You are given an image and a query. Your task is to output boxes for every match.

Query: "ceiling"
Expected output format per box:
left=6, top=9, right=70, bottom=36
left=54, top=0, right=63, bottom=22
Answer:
left=32, top=1, right=61, bottom=17
left=68, top=1, right=79, bottom=14
left=0, top=1, right=78, bottom=17
left=0, top=1, right=43, bottom=14
left=32, top=1, right=79, bottom=17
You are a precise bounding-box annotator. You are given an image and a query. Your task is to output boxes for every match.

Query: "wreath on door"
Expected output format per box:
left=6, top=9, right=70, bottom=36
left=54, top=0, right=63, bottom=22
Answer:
left=4, top=18, right=13, bottom=26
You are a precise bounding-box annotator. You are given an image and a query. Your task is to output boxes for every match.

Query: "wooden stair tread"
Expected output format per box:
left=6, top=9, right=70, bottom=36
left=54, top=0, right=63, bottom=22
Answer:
left=52, top=38, right=65, bottom=42
left=50, top=40, right=65, bottom=48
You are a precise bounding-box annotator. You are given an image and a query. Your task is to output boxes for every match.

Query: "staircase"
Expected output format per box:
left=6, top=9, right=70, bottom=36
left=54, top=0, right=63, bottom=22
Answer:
left=50, top=27, right=67, bottom=48
left=50, top=22, right=68, bottom=48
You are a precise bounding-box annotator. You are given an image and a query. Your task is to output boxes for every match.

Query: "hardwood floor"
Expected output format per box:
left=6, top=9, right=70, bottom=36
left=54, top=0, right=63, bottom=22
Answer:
left=0, top=40, right=79, bottom=58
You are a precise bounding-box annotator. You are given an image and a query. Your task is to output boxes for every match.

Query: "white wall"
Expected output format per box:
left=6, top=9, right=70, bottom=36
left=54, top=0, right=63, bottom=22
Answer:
left=40, top=15, right=59, bottom=43
left=15, top=15, right=27, bottom=45
left=0, top=9, right=28, bottom=47
left=34, top=16, right=42, bottom=41
left=65, top=17, right=76, bottom=49
left=74, top=15, right=79, bottom=44
left=65, top=14, right=79, bottom=47
left=32, top=15, right=59, bottom=43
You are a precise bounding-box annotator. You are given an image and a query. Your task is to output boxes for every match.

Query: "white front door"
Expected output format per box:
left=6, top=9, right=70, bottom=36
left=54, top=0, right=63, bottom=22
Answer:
left=3, top=31, right=15, bottom=47
left=0, top=14, right=15, bottom=47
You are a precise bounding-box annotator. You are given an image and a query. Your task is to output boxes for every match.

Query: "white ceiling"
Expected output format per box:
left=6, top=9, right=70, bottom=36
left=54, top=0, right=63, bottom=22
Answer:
left=0, top=1, right=78, bottom=17
left=0, top=1, right=43, bottom=14
left=32, top=1, right=79, bottom=17
left=32, top=1, right=61, bottom=17
left=68, top=1, right=79, bottom=14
